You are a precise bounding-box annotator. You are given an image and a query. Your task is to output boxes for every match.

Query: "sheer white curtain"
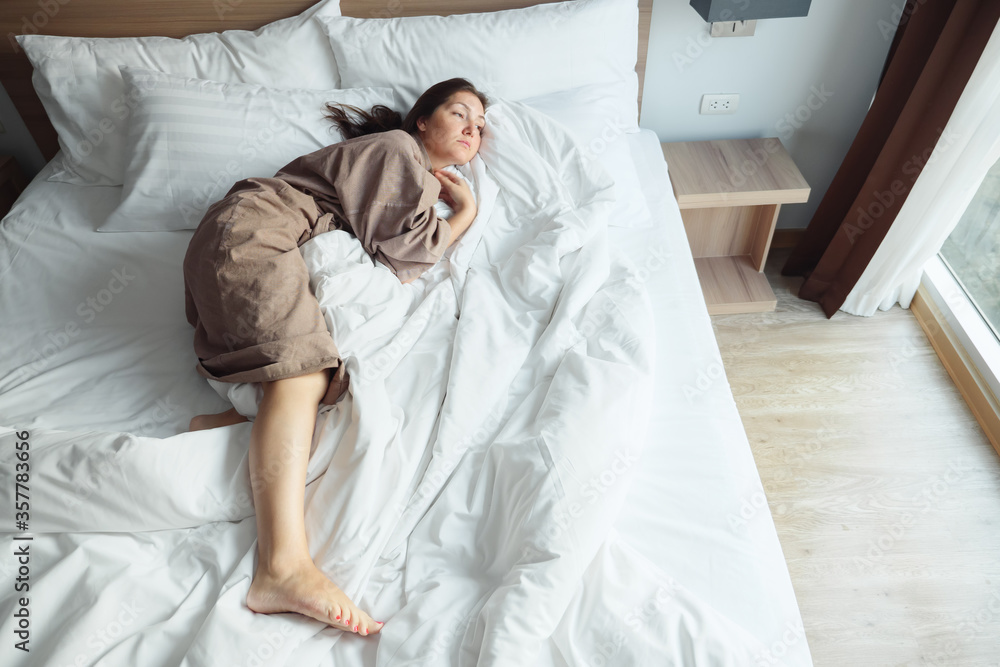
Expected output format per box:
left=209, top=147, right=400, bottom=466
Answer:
left=840, top=17, right=1000, bottom=316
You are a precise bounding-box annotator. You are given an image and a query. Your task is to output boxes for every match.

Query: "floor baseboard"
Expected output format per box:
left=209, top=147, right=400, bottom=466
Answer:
left=912, top=285, right=1000, bottom=458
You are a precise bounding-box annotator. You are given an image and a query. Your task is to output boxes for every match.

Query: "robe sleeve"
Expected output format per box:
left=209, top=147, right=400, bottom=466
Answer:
left=279, top=130, right=451, bottom=282
left=347, top=132, right=451, bottom=282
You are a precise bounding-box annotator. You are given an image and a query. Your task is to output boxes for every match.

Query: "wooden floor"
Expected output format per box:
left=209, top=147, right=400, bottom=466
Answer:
left=711, top=248, right=1000, bottom=667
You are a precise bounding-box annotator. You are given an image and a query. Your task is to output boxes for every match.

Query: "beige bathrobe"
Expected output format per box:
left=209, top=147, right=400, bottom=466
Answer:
left=182, top=129, right=449, bottom=405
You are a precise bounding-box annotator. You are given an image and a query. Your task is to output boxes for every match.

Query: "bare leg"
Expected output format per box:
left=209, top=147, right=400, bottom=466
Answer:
left=244, top=369, right=382, bottom=636
left=189, top=406, right=250, bottom=432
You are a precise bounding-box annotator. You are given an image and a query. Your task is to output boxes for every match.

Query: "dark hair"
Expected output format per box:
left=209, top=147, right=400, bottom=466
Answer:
left=324, top=78, right=490, bottom=141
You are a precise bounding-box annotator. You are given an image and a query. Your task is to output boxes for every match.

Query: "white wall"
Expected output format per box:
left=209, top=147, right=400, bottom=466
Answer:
left=641, top=0, right=900, bottom=229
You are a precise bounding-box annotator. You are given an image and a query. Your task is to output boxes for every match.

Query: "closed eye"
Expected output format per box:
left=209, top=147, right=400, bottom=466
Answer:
left=455, top=110, right=483, bottom=134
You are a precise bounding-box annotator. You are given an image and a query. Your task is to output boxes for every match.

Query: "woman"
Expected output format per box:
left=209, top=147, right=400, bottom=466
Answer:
left=182, top=79, right=489, bottom=636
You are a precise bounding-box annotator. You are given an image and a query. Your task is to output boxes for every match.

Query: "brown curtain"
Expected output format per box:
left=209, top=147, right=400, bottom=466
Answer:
left=782, top=0, right=1000, bottom=318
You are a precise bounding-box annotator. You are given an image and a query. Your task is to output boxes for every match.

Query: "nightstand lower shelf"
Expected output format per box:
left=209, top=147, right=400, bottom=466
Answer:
left=693, top=255, right=777, bottom=315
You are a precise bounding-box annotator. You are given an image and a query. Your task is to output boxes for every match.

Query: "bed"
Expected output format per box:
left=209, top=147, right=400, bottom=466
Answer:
left=0, top=1, right=813, bottom=665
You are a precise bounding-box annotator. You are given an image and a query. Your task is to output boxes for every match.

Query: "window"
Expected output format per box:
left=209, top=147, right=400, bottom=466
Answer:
left=939, top=156, right=1000, bottom=342
left=923, top=155, right=1000, bottom=406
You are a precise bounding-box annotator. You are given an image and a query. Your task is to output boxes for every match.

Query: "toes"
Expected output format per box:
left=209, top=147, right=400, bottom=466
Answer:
left=330, top=603, right=344, bottom=626
left=346, top=612, right=364, bottom=634
left=356, top=612, right=382, bottom=635
left=347, top=607, right=365, bottom=634
left=324, top=604, right=355, bottom=633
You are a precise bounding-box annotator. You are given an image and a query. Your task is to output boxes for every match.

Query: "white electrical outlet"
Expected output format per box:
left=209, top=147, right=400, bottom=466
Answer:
left=710, top=20, right=757, bottom=37
left=700, top=94, right=740, bottom=115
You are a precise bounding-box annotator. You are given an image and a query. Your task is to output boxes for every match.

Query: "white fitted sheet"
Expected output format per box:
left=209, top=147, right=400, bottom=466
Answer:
left=0, top=129, right=811, bottom=667
left=612, top=131, right=812, bottom=666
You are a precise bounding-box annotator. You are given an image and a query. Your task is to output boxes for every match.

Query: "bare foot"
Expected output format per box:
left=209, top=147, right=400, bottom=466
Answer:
left=246, top=558, right=383, bottom=636
left=189, top=407, right=250, bottom=432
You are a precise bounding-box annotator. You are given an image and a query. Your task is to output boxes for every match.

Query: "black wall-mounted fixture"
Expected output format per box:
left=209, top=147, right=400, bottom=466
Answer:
left=690, top=0, right=812, bottom=22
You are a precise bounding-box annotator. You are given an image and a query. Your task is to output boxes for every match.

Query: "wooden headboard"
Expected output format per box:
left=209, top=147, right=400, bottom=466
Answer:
left=0, top=0, right=653, bottom=161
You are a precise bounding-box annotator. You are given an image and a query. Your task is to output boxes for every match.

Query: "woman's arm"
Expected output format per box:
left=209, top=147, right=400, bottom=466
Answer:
left=433, top=169, right=477, bottom=250
left=396, top=168, right=477, bottom=285
left=399, top=201, right=474, bottom=286
left=443, top=207, right=476, bottom=249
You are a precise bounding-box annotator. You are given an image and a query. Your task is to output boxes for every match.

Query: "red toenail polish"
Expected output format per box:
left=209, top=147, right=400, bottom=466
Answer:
left=335, top=616, right=340, bottom=620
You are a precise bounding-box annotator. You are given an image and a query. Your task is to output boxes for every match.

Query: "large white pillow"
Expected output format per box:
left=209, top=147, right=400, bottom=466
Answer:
left=16, top=0, right=342, bottom=187
left=318, top=0, right=640, bottom=129
left=520, top=83, right=652, bottom=228
left=99, top=67, right=396, bottom=233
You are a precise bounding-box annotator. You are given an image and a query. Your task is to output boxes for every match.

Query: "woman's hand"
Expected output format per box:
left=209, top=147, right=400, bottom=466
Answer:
left=433, top=169, right=478, bottom=251
left=433, top=169, right=476, bottom=217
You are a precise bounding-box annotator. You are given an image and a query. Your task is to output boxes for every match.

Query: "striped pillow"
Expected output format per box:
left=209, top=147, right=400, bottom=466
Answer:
left=100, top=67, right=396, bottom=232
left=17, top=0, right=344, bottom=187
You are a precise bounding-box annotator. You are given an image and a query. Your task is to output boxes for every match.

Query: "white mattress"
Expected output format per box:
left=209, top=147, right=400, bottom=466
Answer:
left=0, top=129, right=811, bottom=667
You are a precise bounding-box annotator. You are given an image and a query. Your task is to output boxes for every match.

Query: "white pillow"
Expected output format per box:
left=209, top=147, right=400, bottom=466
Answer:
left=16, top=0, right=342, bottom=187
left=318, top=0, right=639, bottom=129
left=521, top=83, right=652, bottom=228
left=99, top=67, right=396, bottom=233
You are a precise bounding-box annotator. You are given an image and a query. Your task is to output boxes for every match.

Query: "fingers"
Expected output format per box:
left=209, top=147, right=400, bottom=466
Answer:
left=435, top=172, right=470, bottom=198
left=433, top=170, right=474, bottom=213
left=432, top=173, right=453, bottom=192
left=433, top=169, right=461, bottom=183
left=435, top=174, right=471, bottom=199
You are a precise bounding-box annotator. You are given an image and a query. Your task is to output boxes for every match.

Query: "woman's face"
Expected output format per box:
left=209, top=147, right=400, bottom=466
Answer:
left=416, top=91, right=486, bottom=170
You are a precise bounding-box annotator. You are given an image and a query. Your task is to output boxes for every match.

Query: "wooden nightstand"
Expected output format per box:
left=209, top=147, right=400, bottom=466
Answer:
left=661, top=138, right=810, bottom=315
left=0, top=155, right=28, bottom=219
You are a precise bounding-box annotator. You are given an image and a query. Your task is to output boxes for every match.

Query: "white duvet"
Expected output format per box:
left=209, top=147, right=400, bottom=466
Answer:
left=0, top=101, right=768, bottom=666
